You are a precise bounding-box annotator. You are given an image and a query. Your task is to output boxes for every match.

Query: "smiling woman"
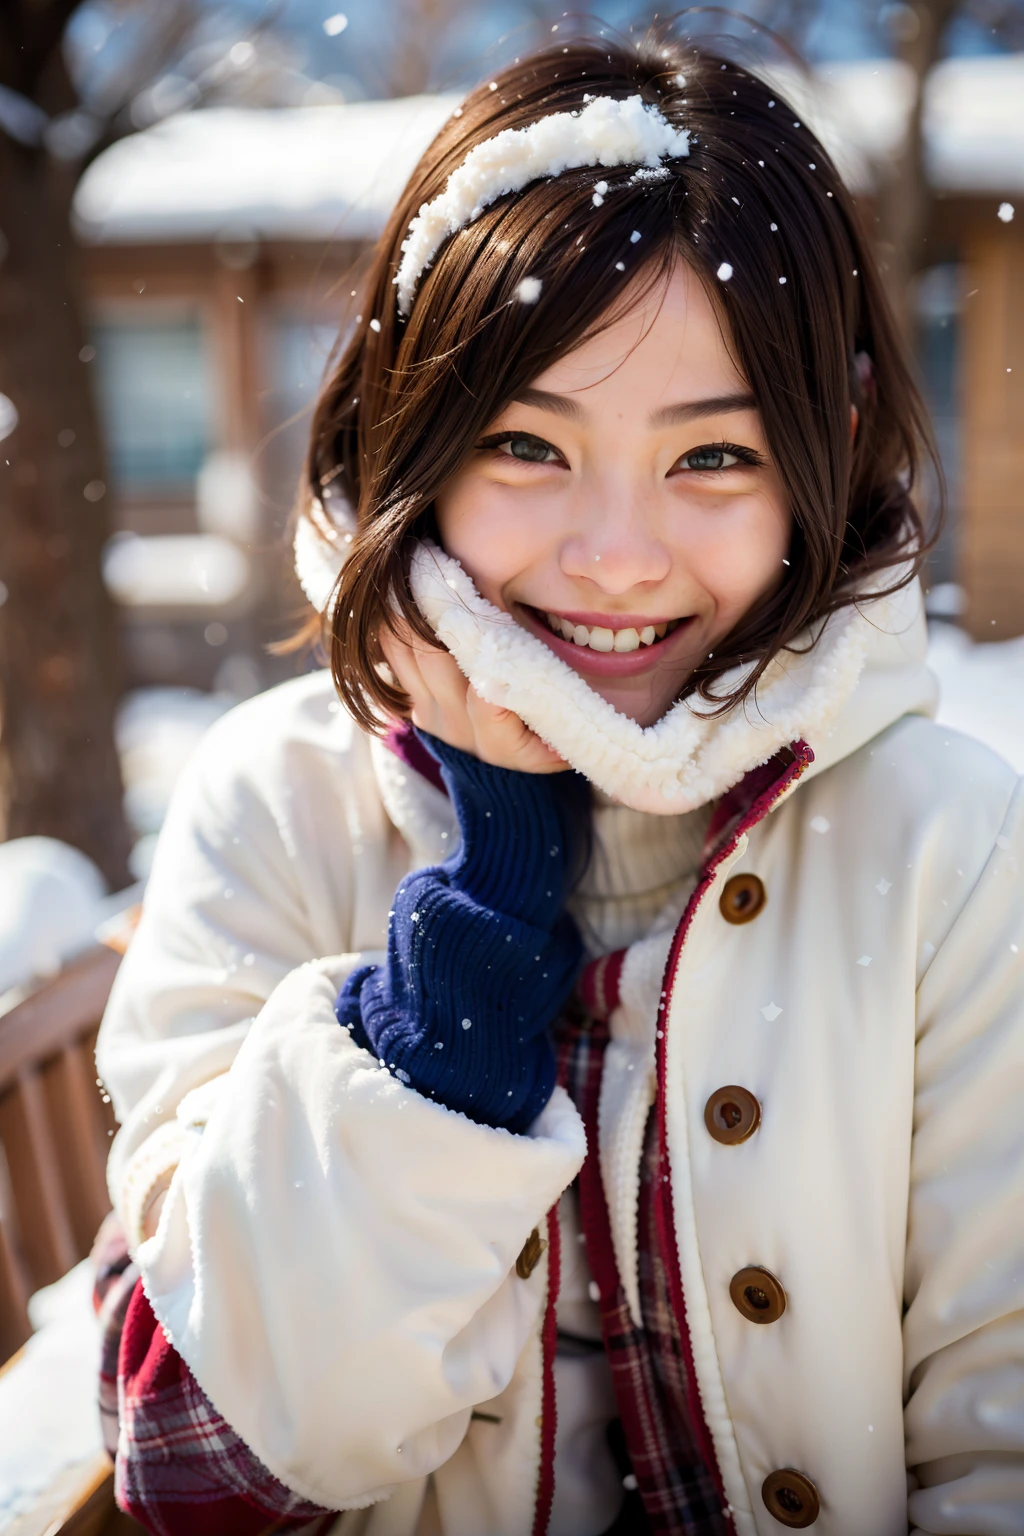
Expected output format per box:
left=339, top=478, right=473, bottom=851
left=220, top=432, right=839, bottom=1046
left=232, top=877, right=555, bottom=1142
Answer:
left=306, top=35, right=938, bottom=734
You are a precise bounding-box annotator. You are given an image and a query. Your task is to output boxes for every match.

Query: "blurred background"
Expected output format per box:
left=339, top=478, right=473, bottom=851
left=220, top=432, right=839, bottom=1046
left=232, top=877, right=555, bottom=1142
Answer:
left=2, top=0, right=1024, bottom=946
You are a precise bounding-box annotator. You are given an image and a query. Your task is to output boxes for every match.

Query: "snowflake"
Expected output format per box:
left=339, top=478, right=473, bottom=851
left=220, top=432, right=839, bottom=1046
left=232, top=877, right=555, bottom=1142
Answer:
left=760, top=1001, right=782, bottom=1021
left=810, top=815, right=830, bottom=834
left=875, top=878, right=892, bottom=895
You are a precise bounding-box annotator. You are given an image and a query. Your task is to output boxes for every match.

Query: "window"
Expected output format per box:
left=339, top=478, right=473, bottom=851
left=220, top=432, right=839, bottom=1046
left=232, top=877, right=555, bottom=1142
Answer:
left=916, top=264, right=962, bottom=588
left=91, top=314, right=212, bottom=490
left=260, top=314, right=339, bottom=519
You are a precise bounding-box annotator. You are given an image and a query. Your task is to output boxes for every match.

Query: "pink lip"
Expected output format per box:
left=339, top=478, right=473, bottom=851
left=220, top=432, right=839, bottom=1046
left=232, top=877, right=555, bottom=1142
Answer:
left=516, top=605, right=697, bottom=678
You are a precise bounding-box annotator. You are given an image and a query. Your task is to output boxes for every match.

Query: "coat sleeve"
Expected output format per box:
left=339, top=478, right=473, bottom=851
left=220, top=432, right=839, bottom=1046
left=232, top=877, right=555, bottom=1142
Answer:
left=134, top=960, right=585, bottom=1512
left=904, top=776, right=1024, bottom=1534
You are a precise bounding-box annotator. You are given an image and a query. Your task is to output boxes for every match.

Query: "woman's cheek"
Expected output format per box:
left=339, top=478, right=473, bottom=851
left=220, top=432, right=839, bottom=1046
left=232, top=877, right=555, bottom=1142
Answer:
left=684, top=495, right=788, bottom=618
left=436, top=478, right=544, bottom=599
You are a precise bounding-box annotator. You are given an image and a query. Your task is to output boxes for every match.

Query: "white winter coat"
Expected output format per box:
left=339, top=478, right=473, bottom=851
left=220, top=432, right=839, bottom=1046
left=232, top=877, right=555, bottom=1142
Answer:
left=97, top=577, right=1024, bottom=1536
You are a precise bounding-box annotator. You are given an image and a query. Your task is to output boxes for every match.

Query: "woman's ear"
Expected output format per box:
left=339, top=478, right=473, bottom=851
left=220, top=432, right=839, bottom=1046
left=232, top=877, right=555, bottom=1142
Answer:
left=850, top=404, right=859, bottom=444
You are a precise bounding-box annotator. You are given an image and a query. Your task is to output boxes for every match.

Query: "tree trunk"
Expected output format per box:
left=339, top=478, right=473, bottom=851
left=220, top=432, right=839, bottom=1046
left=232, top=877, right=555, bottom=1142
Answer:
left=0, top=133, right=132, bottom=889
left=872, top=0, right=958, bottom=338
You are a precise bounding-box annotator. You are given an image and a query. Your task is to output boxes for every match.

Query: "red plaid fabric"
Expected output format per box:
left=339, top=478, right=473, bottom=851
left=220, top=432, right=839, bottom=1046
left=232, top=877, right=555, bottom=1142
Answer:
left=558, top=1013, right=733, bottom=1536
left=92, top=1212, right=139, bottom=1458
left=94, top=1241, right=334, bottom=1536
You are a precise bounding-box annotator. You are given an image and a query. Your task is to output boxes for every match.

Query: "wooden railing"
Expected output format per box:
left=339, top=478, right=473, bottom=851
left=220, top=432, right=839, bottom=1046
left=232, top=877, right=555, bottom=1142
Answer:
left=0, top=937, right=150, bottom=1532
left=0, top=945, right=122, bottom=1367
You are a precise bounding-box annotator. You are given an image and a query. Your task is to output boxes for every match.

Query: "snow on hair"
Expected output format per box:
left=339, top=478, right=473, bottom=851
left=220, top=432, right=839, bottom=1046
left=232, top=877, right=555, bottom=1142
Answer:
left=394, top=93, right=690, bottom=316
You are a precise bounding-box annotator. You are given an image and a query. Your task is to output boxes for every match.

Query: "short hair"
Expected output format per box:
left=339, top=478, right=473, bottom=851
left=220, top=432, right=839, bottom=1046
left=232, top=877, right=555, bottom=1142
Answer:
left=304, top=32, right=939, bottom=734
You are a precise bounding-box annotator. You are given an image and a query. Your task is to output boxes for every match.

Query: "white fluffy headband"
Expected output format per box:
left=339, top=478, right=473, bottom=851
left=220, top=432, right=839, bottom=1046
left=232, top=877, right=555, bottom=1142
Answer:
left=394, top=93, right=691, bottom=316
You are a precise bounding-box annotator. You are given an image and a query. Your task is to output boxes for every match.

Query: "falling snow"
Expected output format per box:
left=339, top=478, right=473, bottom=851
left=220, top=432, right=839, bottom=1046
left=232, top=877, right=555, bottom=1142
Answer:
left=716, top=262, right=734, bottom=282
left=761, top=1002, right=783, bottom=1021
left=516, top=276, right=542, bottom=304
left=998, top=202, right=1015, bottom=222
left=810, top=815, right=831, bottom=834
left=875, top=878, right=892, bottom=895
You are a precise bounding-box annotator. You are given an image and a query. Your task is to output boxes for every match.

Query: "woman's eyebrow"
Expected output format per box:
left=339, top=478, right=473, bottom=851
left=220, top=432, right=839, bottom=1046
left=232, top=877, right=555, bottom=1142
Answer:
left=512, top=386, right=584, bottom=420
left=508, top=387, right=758, bottom=427
left=649, top=392, right=757, bottom=427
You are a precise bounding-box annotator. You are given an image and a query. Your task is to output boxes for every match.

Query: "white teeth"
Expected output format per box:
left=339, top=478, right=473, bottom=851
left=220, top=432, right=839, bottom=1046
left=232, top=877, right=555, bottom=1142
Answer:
left=612, top=627, right=640, bottom=652
left=544, top=611, right=678, bottom=653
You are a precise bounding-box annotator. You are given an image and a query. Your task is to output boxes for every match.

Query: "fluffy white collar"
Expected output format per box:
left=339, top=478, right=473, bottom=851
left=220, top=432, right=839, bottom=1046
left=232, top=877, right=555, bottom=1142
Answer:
left=293, top=508, right=936, bottom=816
left=408, top=541, right=936, bottom=814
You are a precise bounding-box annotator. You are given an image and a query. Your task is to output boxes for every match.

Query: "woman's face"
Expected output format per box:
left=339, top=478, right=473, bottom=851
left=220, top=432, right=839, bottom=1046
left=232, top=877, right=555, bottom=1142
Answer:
left=434, top=260, right=791, bottom=727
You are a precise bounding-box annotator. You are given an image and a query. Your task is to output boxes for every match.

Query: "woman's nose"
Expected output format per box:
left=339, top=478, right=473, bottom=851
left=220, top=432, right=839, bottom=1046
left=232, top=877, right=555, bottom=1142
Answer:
left=560, top=497, right=671, bottom=593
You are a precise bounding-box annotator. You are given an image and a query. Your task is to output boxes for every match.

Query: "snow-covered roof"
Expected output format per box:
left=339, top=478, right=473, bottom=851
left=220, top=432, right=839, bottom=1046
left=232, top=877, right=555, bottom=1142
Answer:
left=74, top=57, right=1024, bottom=246
left=816, top=56, right=1024, bottom=195
left=74, top=92, right=460, bottom=243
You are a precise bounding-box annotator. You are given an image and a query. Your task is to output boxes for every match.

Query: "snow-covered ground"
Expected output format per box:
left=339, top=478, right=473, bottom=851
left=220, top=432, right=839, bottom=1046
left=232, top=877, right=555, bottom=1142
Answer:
left=0, top=1263, right=103, bottom=1531
left=928, top=623, right=1024, bottom=772
left=117, top=685, right=237, bottom=878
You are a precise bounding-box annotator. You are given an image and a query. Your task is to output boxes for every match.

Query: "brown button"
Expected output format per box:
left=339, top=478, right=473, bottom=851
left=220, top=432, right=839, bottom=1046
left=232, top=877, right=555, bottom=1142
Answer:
left=720, top=872, right=767, bottom=925
left=729, top=1265, right=787, bottom=1324
left=704, top=1085, right=761, bottom=1145
left=515, top=1226, right=547, bottom=1280
left=762, top=1469, right=820, bottom=1528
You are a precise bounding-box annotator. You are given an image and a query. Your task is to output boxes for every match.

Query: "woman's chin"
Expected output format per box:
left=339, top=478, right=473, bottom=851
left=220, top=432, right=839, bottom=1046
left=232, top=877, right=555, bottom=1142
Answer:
left=583, top=671, right=689, bottom=726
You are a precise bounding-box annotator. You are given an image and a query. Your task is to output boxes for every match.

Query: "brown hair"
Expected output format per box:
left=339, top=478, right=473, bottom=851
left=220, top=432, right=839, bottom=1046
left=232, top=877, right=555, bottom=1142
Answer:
left=304, top=27, right=939, bottom=733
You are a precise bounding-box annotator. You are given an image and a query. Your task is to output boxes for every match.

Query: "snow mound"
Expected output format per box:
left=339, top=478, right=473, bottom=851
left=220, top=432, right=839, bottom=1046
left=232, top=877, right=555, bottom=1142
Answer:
left=928, top=623, right=1024, bottom=772
left=0, top=839, right=108, bottom=996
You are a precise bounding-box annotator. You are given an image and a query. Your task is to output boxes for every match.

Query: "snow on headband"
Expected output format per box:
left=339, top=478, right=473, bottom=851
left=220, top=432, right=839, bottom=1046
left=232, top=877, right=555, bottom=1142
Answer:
left=394, top=93, right=691, bottom=316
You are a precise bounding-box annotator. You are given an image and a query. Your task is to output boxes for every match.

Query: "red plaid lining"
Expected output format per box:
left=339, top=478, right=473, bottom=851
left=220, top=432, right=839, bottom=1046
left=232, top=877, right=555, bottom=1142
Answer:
left=109, top=1277, right=334, bottom=1536
left=558, top=1017, right=732, bottom=1535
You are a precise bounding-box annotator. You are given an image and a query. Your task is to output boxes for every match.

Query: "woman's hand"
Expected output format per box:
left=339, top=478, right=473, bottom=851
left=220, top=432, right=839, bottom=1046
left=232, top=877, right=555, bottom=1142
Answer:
left=380, top=622, right=568, bottom=774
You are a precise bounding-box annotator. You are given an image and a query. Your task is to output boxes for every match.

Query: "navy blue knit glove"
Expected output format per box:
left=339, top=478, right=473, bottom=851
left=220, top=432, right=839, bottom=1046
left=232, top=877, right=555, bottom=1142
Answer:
left=335, top=731, right=588, bottom=1132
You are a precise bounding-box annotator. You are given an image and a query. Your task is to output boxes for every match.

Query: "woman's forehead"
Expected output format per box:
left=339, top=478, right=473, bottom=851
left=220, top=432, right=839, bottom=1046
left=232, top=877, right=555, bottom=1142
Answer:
left=525, top=262, right=751, bottom=420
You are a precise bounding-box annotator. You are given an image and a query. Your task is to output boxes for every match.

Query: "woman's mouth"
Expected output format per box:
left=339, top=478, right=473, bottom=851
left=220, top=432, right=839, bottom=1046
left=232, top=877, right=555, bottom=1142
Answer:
left=540, top=612, right=682, bottom=653
left=517, top=605, right=695, bottom=679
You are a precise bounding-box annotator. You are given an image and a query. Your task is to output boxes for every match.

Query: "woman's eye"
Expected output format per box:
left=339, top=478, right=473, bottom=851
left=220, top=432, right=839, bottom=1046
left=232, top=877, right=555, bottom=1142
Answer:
left=680, top=446, right=742, bottom=472
left=499, top=435, right=560, bottom=464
